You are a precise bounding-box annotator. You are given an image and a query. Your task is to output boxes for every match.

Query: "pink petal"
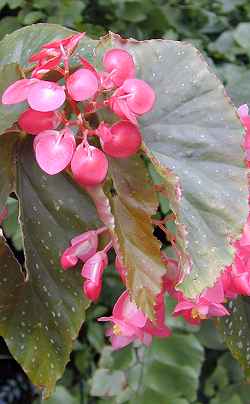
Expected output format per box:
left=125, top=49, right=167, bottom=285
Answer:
left=27, top=80, right=65, bottom=112
left=18, top=108, right=60, bottom=135
left=202, top=279, right=225, bottom=303
left=103, top=48, right=135, bottom=87
left=71, top=144, right=108, bottom=186
left=238, top=104, right=249, bottom=117
left=122, top=78, right=156, bottom=115
left=83, top=279, right=102, bottom=301
left=113, top=290, right=147, bottom=328
left=66, top=68, right=98, bottom=101
left=110, top=334, right=136, bottom=350
left=81, top=251, right=107, bottom=283
left=60, top=247, right=78, bottom=270
left=35, top=129, right=75, bottom=175
left=2, top=79, right=37, bottom=104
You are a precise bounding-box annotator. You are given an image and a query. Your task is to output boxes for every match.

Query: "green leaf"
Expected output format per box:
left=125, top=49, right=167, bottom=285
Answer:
left=0, top=64, right=25, bottom=134
left=218, top=297, right=250, bottom=378
left=0, top=138, right=100, bottom=398
left=91, top=333, right=204, bottom=403
left=46, top=385, right=78, bottom=404
left=99, top=33, right=248, bottom=298
left=234, top=23, right=250, bottom=51
left=107, top=154, right=165, bottom=320
left=2, top=197, right=23, bottom=250
left=0, top=134, right=19, bottom=212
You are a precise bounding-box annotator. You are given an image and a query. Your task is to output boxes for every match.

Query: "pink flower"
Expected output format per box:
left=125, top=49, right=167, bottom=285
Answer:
left=143, top=293, right=171, bottom=342
left=34, top=128, right=76, bottom=175
left=60, top=230, right=98, bottom=270
left=98, top=290, right=147, bottom=349
left=174, top=280, right=229, bottom=325
left=97, top=121, right=142, bottom=158
left=71, top=143, right=108, bottom=186
left=102, top=48, right=136, bottom=87
left=81, top=251, right=108, bottom=301
left=30, top=33, right=84, bottom=77
left=18, top=108, right=61, bottom=135
left=66, top=68, right=99, bottom=101
left=2, top=79, right=65, bottom=112
left=107, top=78, right=156, bottom=125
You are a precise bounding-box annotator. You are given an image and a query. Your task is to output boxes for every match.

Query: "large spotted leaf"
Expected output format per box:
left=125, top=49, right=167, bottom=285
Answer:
left=218, top=297, right=250, bottom=378
left=0, top=138, right=100, bottom=398
left=98, top=33, right=249, bottom=298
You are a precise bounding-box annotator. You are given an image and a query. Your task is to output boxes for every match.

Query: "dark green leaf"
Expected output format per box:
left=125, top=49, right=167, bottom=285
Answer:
left=0, top=134, right=19, bottom=212
left=0, top=138, right=100, bottom=397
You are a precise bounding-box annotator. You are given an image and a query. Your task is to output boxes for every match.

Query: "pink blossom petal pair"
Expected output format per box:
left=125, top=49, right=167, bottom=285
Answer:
left=66, top=68, right=99, bottom=101
left=2, top=78, right=65, bottom=112
left=103, top=48, right=136, bottom=87
left=2, top=79, right=37, bottom=104
left=34, top=128, right=76, bottom=175
left=97, top=121, right=142, bottom=158
left=71, top=144, right=108, bottom=186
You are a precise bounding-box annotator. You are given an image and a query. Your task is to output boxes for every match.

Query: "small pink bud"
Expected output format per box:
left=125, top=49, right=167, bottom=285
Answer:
left=34, top=128, right=76, bottom=175
left=27, top=80, right=65, bottom=112
left=103, top=49, right=135, bottom=87
left=98, top=121, right=142, bottom=158
left=18, top=108, right=60, bottom=135
left=60, top=247, right=78, bottom=270
left=81, top=251, right=108, bottom=301
left=83, top=280, right=102, bottom=301
left=60, top=230, right=99, bottom=270
left=71, top=144, right=108, bottom=186
left=66, top=68, right=98, bottom=101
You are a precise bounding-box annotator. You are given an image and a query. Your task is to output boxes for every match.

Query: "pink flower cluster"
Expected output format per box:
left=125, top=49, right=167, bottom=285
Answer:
left=60, top=227, right=170, bottom=349
left=2, top=33, right=155, bottom=185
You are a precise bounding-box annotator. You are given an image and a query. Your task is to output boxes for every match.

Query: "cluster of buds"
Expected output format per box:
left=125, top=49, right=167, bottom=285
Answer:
left=2, top=33, right=155, bottom=185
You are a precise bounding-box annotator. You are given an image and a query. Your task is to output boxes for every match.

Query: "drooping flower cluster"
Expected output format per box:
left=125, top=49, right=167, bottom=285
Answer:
left=2, top=33, right=155, bottom=185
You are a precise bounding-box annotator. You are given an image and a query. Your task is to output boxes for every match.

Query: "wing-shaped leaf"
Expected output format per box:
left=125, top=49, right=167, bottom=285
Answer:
left=98, top=33, right=248, bottom=298
left=0, top=138, right=100, bottom=398
left=218, top=297, right=250, bottom=379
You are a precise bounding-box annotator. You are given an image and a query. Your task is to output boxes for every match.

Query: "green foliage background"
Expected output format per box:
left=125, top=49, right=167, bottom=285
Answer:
left=1, top=1, right=250, bottom=403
